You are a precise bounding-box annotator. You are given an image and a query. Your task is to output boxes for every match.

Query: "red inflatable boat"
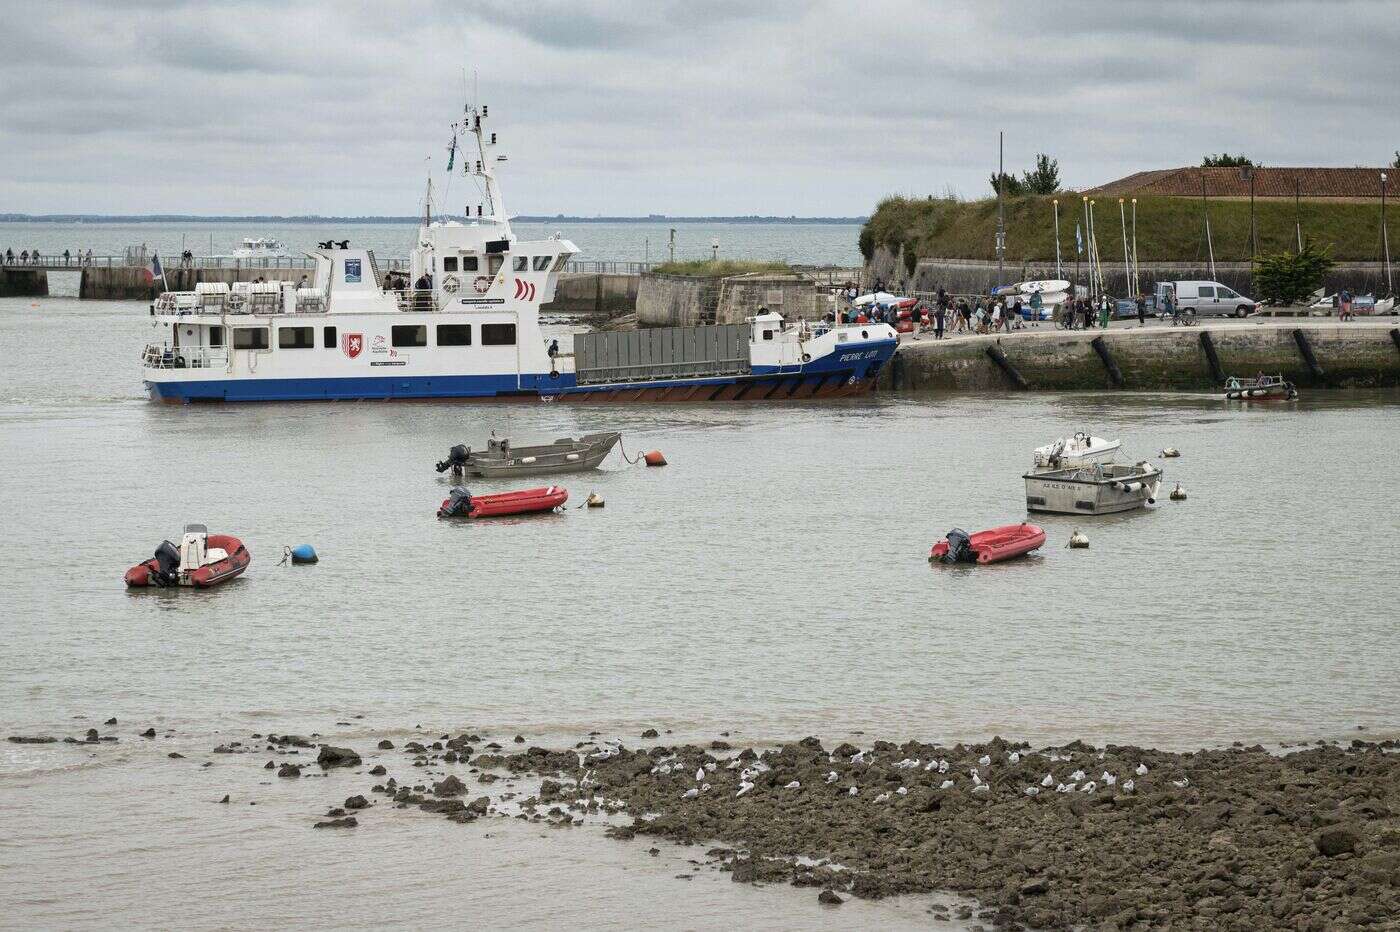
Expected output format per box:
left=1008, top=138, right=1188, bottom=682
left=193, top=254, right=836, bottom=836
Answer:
left=125, top=526, right=250, bottom=588
left=929, top=523, right=1046, bottom=565
left=438, top=486, right=568, bottom=519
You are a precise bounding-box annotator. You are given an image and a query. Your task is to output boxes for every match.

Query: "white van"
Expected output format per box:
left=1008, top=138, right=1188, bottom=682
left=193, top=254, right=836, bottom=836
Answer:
left=1155, top=281, right=1257, bottom=318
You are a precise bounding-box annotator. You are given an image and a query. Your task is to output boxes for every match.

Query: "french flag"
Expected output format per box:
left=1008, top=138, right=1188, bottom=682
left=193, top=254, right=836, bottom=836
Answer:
left=145, top=253, right=164, bottom=285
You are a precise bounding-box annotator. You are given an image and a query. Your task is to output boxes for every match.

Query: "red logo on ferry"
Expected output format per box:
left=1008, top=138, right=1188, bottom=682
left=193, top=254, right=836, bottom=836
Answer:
left=342, top=332, right=364, bottom=359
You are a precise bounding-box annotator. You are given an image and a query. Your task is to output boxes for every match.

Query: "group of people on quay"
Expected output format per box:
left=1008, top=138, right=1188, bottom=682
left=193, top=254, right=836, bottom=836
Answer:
left=2, top=247, right=93, bottom=266
left=830, top=279, right=1166, bottom=340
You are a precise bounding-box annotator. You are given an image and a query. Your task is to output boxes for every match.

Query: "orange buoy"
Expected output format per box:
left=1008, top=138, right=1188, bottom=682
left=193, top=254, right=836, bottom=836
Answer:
left=643, top=450, right=667, bottom=467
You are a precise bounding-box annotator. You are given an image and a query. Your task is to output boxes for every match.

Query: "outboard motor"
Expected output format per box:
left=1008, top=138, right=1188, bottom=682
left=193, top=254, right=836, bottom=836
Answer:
left=435, top=444, right=471, bottom=475
left=939, top=528, right=976, bottom=565
left=151, top=540, right=181, bottom=587
left=438, top=487, right=473, bottom=519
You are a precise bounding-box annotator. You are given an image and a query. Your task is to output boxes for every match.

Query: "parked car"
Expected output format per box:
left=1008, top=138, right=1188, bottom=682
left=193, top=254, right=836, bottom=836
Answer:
left=1155, top=280, right=1257, bottom=317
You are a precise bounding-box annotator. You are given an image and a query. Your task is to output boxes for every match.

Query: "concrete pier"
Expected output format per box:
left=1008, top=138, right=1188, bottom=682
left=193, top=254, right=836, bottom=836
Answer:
left=542, top=272, right=638, bottom=316
left=0, top=268, right=48, bottom=297
left=880, top=320, right=1400, bottom=392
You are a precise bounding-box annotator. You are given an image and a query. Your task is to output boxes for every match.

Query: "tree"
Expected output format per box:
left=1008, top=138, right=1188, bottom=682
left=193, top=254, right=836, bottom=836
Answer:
left=903, top=246, right=918, bottom=277
left=1021, top=153, right=1060, bottom=194
left=1252, top=239, right=1334, bottom=306
left=989, top=171, right=1025, bottom=197
left=858, top=226, right=875, bottom=263
left=1202, top=153, right=1256, bottom=168
left=1391, top=150, right=1400, bottom=170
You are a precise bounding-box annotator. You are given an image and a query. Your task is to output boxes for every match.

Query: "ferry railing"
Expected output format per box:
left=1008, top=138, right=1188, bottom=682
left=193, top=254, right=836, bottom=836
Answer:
left=142, top=343, right=229, bottom=370
left=392, top=289, right=440, bottom=313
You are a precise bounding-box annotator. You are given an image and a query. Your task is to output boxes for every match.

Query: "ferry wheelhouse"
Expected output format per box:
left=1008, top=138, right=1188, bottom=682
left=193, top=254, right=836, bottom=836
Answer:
left=141, top=105, right=896, bottom=403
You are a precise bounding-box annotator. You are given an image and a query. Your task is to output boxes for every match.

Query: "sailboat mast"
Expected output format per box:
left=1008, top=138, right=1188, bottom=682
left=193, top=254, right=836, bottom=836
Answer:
left=996, top=131, right=1005, bottom=287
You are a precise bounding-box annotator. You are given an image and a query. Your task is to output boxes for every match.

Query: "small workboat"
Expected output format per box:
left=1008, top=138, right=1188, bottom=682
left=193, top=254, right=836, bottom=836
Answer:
left=1031, top=432, right=1121, bottom=472
left=1024, top=462, right=1162, bottom=515
left=930, top=524, right=1046, bottom=564
left=436, top=432, right=621, bottom=478
left=437, top=486, right=568, bottom=519
left=124, top=524, right=250, bottom=588
left=1224, top=374, right=1297, bottom=401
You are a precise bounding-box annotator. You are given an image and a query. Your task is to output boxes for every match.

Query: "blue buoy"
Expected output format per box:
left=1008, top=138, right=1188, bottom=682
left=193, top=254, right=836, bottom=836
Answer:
left=289, top=544, right=318, bottom=565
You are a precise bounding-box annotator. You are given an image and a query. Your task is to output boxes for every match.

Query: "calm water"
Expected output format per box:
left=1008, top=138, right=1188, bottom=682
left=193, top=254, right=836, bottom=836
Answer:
left=3, top=296, right=1398, bottom=928
left=0, top=220, right=863, bottom=267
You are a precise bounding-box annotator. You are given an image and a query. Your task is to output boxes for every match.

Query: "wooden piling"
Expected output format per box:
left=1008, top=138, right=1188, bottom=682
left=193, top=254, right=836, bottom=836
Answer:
left=1292, top=329, right=1326, bottom=383
left=985, top=344, right=1028, bottom=389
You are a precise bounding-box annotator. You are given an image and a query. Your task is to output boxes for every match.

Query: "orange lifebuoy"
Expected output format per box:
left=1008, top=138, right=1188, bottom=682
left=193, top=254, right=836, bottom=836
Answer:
left=643, top=450, right=667, bottom=467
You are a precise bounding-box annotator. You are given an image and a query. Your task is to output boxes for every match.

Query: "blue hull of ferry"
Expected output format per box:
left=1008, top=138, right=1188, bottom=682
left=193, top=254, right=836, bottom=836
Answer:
left=146, top=338, right=897, bottom=403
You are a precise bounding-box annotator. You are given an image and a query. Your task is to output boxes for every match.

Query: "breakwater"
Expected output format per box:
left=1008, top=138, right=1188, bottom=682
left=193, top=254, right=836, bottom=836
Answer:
left=881, top=321, right=1400, bottom=392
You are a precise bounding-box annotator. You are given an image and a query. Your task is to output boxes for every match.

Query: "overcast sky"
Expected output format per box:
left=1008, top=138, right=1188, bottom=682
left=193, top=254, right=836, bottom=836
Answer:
left=3, top=0, right=1397, bottom=216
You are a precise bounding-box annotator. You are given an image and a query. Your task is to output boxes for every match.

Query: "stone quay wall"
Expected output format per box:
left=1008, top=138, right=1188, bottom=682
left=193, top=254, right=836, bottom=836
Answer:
left=880, top=321, right=1400, bottom=393
left=0, top=268, right=49, bottom=297
left=542, top=272, right=638, bottom=316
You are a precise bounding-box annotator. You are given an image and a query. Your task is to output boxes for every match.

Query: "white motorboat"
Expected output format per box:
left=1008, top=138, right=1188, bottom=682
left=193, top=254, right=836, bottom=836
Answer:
left=232, top=237, right=289, bottom=259
left=1031, top=432, right=1121, bottom=472
left=1024, top=462, right=1162, bottom=515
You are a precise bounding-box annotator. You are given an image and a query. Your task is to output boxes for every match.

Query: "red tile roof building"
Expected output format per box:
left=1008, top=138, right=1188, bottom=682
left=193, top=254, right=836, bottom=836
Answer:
left=1088, top=166, right=1394, bottom=201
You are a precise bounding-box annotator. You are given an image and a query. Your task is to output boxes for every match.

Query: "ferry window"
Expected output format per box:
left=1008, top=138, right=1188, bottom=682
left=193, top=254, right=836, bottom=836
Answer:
left=487, top=255, right=503, bottom=275
left=513, top=256, right=528, bottom=272
left=209, top=326, right=224, bottom=348
left=461, top=255, right=479, bottom=271
left=481, top=323, right=516, bottom=346
left=443, top=256, right=459, bottom=272
left=392, top=325, right=427, bottom=348
left=278, top=326, right=315, bottom=349
left=233, top=328, right=269, bottom=350
left=762, top=329, right=774, bottom=340
left=532, top=255, right=551, bottom=271
left=323, top=326, right=337, bottom=349
left=437, top=324, right=472, bottom=346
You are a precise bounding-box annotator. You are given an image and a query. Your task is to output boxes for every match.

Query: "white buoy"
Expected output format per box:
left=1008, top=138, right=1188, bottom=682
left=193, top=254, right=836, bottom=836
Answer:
left=1068, top=530, right=1090, bottom=549
left=586, top=492, right=605, bottom=508
left=1160, top=447, right=1181, bottom=458
left=1170, top=482, right=1187, bottom=501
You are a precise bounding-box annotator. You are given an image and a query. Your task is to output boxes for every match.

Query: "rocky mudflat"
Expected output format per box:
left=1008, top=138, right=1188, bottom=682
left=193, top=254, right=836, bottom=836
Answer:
left=402, top=735, right=1400, bottom=930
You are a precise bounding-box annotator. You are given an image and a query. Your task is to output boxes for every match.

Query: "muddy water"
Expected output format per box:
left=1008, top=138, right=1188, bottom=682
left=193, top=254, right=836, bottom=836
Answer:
left=2, top=296, right=1398, bottom=927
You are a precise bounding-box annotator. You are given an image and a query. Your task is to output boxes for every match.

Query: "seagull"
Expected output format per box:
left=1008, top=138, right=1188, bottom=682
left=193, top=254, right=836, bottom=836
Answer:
left=682, top=788, right=699, bottom=799
left=695, top=768, right=705, bottom=782
left=972, top=783, right=990, bottom=794
left=1008, top=752, right=1021, bottom=764
left=784, top=780, right=800, bottom=790
left=701, top=783, right=711, bottom=792
left=1024, top=786, right=1040, bottom=797
left=726, top=759, right=740, bottom=770
left=1041, top=773, right=1054, bottom=787
left=1102, top=772, right=1116, bottom=786
left=649, top=766, right=659, bottom=774
left=1070, top=769, right=1086, bottom=782
left=1057, top=782, right=1076, bottom=793
left=937, top=759, right=949, bottom=773
left=874, top=792, right=890, bottom=804
left=896, top=786, right=908, bottom=795
left=704, top=762, right=716, bottom=772
left=1122, top=779, right=1135, bottom=793
left=736, top=781, right=754, bottom=797
left=971, top=772, right=984, bottom=787
left=978, top=755, right=992, bottom=767
left=923, top=759, right=938, bottom=771
left=851, top=750, right=868, bottom=764
left=1135, top=764, right=1148, bottom=776
left=969, top=768, right=981, bottom=780
left=895, top=758, right=920, bottom=769
left=658, top=764, right=672, bottom=775
left=939, top=779, right=955, bottom=790
left=848, top=786, right=859, bottom=796
left=1080, top=781, right=1097, bottom=793
left=1172, top=778, right=1190, bottom=788
left=826, top=771, right=839, bottom=784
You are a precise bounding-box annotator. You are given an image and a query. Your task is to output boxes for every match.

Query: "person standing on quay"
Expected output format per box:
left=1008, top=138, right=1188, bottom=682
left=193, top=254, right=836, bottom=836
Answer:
left=1136, top=292, right=1147, bottom=327
left=1099, top=294, right=1110, bottom=329
left=934, top=301, right=946, bottom=339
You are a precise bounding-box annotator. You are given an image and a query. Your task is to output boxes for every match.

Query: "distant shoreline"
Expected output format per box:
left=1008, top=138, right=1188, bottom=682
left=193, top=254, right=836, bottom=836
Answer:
left=0, top=214, right=866, bottom=225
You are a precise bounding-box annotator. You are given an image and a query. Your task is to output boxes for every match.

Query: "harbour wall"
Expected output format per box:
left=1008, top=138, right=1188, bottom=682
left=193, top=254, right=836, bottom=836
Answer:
left=880, top=322, right=1400, bottom=393
left=77, top=266, right=318, bottom=300
left=636, top=272, right=822, bottom=327
left=542, top=272, right=638, bottom=316
left=0, top=268, right=48, bottom=297
left=869, top=247, right=1396, bottom=297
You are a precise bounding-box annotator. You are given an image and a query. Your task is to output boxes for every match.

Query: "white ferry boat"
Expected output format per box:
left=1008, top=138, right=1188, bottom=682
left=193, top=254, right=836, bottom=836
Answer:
left=141, top=105, right=897, bottom=403
left=231, top=237, right=289, bottom=259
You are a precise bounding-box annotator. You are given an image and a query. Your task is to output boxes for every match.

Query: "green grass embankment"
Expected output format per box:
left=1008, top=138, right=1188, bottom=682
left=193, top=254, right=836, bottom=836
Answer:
left=651, top=260, right=792, bottom=277
left=862, top=195, right=1395, bottom=264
